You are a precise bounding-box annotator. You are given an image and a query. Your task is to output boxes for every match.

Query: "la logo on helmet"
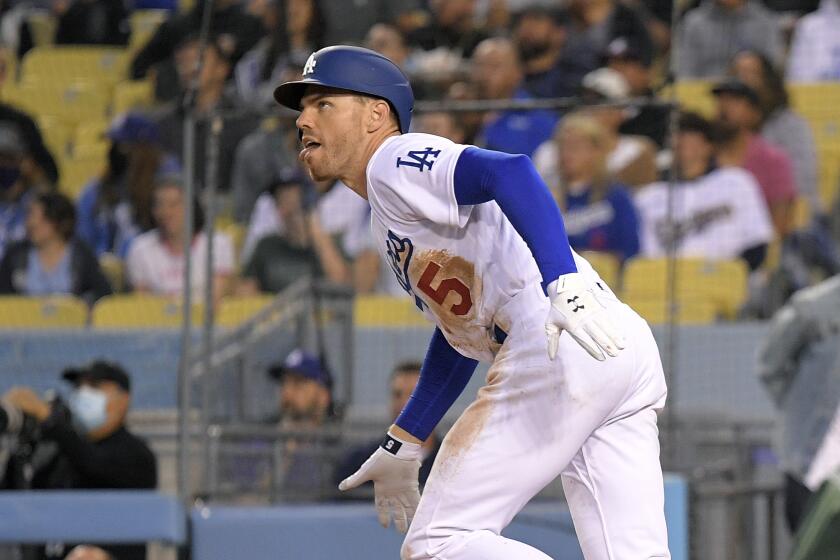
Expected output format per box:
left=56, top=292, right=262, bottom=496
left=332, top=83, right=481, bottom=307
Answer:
left=303, top=54, right=317, bottom=76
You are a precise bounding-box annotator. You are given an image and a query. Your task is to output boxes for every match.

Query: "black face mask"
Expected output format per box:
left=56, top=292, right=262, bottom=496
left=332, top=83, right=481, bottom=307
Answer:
left=0, top=164, right=21, bottom=192
left=108, top=144, right=129, bottom=179
left=517, top=40, right=553, bottom=63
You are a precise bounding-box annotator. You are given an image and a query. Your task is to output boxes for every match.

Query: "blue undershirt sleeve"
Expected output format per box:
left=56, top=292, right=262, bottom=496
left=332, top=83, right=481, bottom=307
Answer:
left=394, top=328, right=478, bottom=441
left=453, top=146, right=577, bottom=292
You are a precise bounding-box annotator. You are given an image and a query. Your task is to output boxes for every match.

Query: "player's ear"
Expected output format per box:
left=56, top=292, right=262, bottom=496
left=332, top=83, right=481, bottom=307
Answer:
left=366, top=99, right=392, bottom=133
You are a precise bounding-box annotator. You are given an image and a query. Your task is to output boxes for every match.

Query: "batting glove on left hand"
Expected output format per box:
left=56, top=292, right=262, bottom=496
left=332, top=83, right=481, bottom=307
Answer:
left=338, top=432, right=422, bottom=533
left=545, top=272, right=626, bottom=362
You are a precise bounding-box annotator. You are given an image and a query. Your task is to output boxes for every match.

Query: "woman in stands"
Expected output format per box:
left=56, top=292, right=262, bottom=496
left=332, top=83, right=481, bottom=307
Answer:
left=0, top=192, right=112, bottom=304
left=550, top=112, right=641, bottom=263
left=125, top=175, right=233, bottom=303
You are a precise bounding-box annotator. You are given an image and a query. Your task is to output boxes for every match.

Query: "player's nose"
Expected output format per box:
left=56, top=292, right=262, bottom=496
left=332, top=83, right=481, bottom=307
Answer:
left=296, top=109, right=313, bottom=132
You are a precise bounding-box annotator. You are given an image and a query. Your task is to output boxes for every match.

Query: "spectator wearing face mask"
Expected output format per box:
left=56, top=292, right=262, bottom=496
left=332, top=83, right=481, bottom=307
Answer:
left=1, top=361, right=156, bottom=560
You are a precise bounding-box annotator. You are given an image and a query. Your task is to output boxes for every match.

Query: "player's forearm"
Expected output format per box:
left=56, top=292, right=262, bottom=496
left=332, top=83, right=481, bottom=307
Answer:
left=453, top=147, right=577, bottom=292
left=394, top=328, right=477, bottom=441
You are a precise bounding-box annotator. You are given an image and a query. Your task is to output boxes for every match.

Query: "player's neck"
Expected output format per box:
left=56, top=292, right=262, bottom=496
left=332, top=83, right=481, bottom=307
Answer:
left=342, top=130, right=401, bottom=200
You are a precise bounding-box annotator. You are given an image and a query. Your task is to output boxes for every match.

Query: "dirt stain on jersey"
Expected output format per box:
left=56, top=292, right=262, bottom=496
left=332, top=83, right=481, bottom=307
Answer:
left=409, top=249, right=486, bottom=357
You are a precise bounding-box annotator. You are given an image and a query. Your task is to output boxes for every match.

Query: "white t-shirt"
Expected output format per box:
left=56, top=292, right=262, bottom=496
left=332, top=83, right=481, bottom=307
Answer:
left=367, top=133, right=603, bottom=362
left=634, top=167, right=774, bottom=260
left=126, top=230, right=234, bottom=295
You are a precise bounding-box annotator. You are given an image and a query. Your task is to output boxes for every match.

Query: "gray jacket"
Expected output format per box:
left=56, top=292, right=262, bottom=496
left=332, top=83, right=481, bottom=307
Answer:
left=758, top=275, right=840, bottom=481
left=677, top=0, right=782, bottom=79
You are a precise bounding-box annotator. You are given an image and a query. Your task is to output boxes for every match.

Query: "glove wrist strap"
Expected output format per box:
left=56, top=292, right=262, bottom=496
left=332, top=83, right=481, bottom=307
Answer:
left=381, top=431, right=422, bottom=460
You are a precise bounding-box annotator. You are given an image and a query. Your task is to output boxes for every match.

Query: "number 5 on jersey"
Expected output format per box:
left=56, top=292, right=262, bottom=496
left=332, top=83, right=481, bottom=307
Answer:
left=417, top=262, right=472, bottom=316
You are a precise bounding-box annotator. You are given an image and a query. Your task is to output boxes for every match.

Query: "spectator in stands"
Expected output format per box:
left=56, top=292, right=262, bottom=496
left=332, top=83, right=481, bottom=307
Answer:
left=533, top=69, right=658, bottom=190
left=0, top=192, right=112, bottom=304
left=76, top=113, right=181, bottom=259
left=604, top=36, right=669, bottom=148
left=546, top=113, right=640, bottom=262
left=634, top=112, right=773, bottom=269
left=54, top=0, right=130, bottom=46
left=511, top=7, right=590, bottom=99
left=130, top=0, right=264, bottom=99
left=334, top=361, right=441, bottom=497
left=65, top=545, right=115, bottom=560
left=242, top=177, right=387, bottom=294
left=786, top=0, right=840, bottom=81
left=234, top=0, right=326, bottom=110
left=0, top=124, right=53, bottom=262
left=676, top=0, right=782, bottom=79
left=319, top=0, right=425, bottom=46
left=758, top=274, right=840, bottom=532
left=126, top=175, right=233, bottom=302
left=407, top=0, right=488, bottom=60
left=268, top=349, right=337, bottom=500
left=712, top=79, right=798, bottom=236
left=152, top=35, right=260, bottom=192
left=471, top=37, right=559, bottom=157
left=1, top=360, right=156, bottom=560
left=564, top=0, right=654, bottom=76
left=364, top=23, right=433, bottom=100
left=230, top=117, right=300, bottom=224
left=730, top=50, right=820, bottom=213
left=237, top=175, right=349, bottom=294
left=0, top=45, right=59, bottom=186
left=413, top=111, right=466, bottom=144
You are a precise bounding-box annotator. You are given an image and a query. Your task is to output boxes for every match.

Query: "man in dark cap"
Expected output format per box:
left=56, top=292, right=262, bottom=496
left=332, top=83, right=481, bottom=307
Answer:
left=1, top=360, right=156, bottom=560
left=712, top=78, right=798, bottom=236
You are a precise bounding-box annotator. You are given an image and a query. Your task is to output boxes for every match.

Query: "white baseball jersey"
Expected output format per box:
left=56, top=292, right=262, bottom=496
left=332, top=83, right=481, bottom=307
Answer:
left=366, top=133, right=606, bottom=363
left=634, top=166, right=774, bottom=260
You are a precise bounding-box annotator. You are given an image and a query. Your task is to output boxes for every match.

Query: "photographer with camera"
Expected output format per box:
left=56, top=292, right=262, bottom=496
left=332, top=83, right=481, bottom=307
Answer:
left=0, top=361, right=157, bottom=560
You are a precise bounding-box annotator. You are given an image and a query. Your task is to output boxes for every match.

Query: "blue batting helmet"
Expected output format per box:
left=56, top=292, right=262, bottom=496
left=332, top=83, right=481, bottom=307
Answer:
left=273, top=46, right=414, bottom=133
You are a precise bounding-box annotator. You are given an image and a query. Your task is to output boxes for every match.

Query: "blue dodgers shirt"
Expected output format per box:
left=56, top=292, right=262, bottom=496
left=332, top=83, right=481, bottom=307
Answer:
left=480, top=89, right=560, bottom=157
left=563, top=184, right=641, bottom=262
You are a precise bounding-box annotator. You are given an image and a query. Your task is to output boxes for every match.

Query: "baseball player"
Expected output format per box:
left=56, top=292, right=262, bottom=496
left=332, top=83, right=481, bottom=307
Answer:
left=274, top=46, right=669, bottom=560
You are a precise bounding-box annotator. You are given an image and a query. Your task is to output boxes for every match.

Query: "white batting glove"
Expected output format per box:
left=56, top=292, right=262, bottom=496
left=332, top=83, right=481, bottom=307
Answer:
left=545, top=272, right=626, bottom=361
left=338, top=432, right=422, bottom=533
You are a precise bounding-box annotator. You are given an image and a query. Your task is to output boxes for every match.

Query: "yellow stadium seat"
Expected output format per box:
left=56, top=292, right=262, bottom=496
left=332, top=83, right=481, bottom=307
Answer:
left=579, top=251, right=620, bottom=290
left=27, top=12, right=56, bottom=48
left=789, top=83, right=840, bottom=115
left=0, top=296, right=88, bottom=328
left=217, top=295, right=275, bottom=328
left=75, top=119, right=109, bottom=146
left=59, top=156, right=104, bottom=199
left=622, top=258, right=749, bottom=319
left=112, top=79, right=153, bottom=114
left=73, top=141, right=109, bottom=160
left=5, top=82, right=111, bottom=126
left=661, top=80, right=715, bottom=117
left=354, top=295, right=427, bottom=327
left=21, top=46, right=128, bottom=87
left=92, top=295, right=203, bottom=328
left=37, top=116, right=73, bottom=159
left=99, top=253, right=124, bottom=292
left=622, top=295, right=717, bottom=325
left=818, top=145, right=840, bottom=208
left=129, top=10, right=168, bottom=53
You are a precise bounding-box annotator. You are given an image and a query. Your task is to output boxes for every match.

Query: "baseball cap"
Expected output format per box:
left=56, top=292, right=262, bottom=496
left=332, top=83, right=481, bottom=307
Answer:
left=581, top=68, right=630, bottom=102
left=0, top=122, right=26, bottom=158
left=603, top=36, right=653, bottom=68
left=62, top=360, right=132, bottom=393
left=710, top=79, right=761, bottom=107
left=108, top=113, right=161, bottom=144
left=268, top=349, right=332, bottom=388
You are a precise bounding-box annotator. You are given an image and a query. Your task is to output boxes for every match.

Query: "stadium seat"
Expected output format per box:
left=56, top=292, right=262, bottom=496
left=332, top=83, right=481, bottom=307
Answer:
left=661, top=80, right=715, bottom=117
left=622, top=258, right=749, bottom=319
left=818, top=144, right=840, bottom=209
left=0, top=296, right=88, bottom=328
left=75, top=119, right=109, bottom=147
left=5, top=82, right=111, bottom=126
left=216, top=295, right=275, bottom=328
left=621, top=295, right=716, bottom=325
left=354, top=295, right=426, bottom=327
left=92, top=295, right=203, bottom=328
left=789, top=83, right=840, bottom=116
left=112, top=79, right=154, bottom=114
left=26, top=12, right=56, bottom=48
left=129, top=10, right=169, bottom=53
left=37, top=116, right=73, bottom=159
left=20, top=47, right=129, bottom=87
left=59, top=156, right=104, bottom=199
left=99, top=253, right=125, bottom=292
left=579, top=251, right=620, bottom=290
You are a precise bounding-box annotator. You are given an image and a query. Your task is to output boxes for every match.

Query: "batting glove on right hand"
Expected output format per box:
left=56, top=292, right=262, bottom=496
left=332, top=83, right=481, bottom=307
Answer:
left=545, top=272, right=626, bottom=362
left=338, top=432, right=422, bottom=534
